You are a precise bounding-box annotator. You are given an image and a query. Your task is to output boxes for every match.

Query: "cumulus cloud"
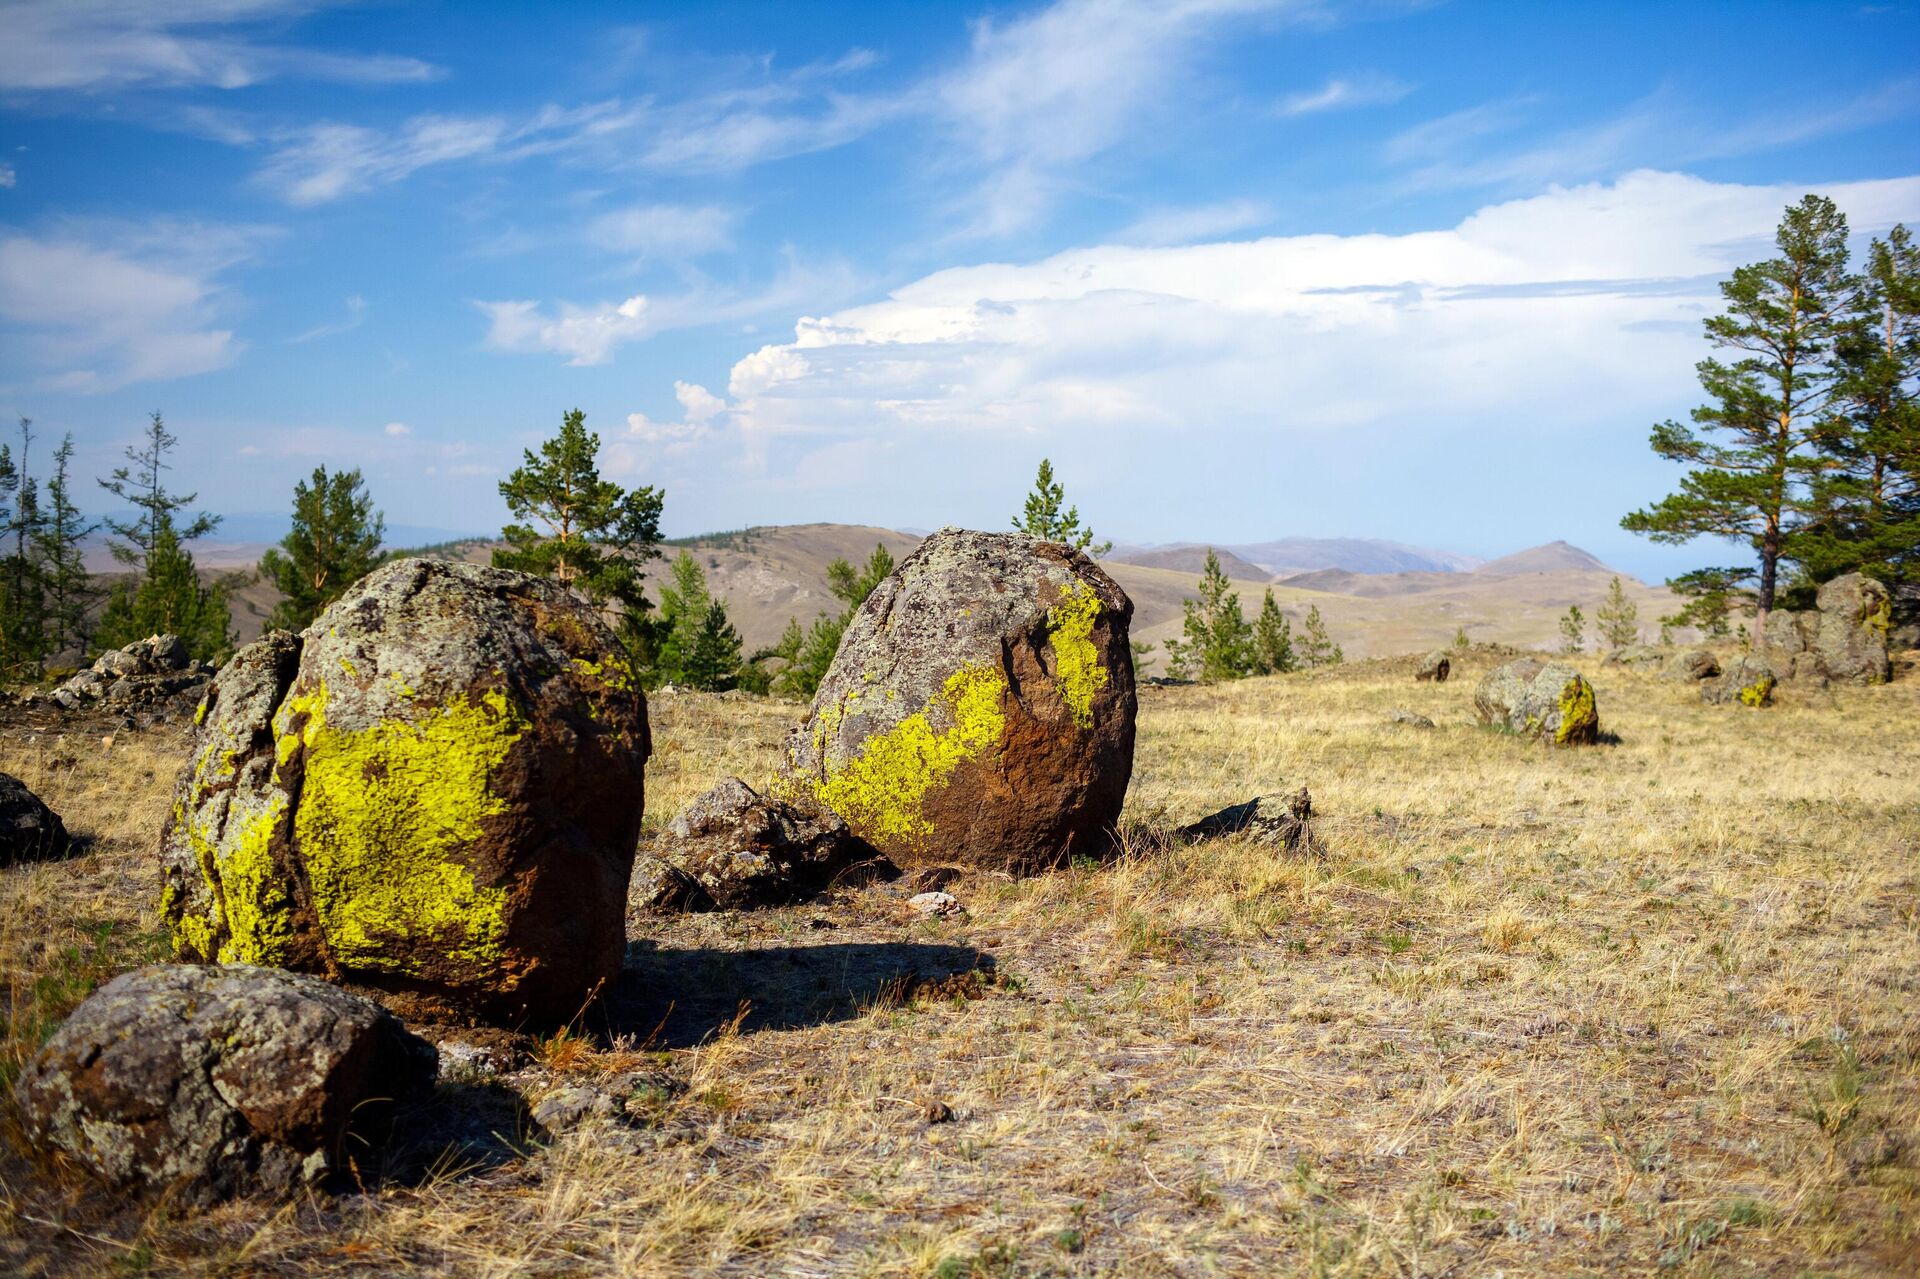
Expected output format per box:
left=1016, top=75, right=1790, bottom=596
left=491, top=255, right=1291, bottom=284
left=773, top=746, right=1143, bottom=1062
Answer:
left=711, top=171, right=1920, bottom=452
left=477, top=293, right=651, bottom=366
left=384, top=421, right=410, bottom=436
left=0, top=219, right=270, bottom=392
left=0, top=0, right=439, bottom=92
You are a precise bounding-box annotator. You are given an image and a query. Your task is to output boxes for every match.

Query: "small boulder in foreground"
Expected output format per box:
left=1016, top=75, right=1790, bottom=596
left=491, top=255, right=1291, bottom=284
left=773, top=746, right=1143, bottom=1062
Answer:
left=0, top=772, right=69, bottom=866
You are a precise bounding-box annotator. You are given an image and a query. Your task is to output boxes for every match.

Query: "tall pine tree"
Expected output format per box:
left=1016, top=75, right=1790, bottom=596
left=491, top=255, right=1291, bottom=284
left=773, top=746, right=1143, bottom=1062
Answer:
left=33, top=434, right=98, bottom=661
left=261, top=466, right=386, bottom=630
left=1013, top=458, right=1111, bottom=555
left=93, top=413, right=229, bottom=660
left=1253, top=588, right=1296, bottom=674
left=1623, top=196, right=1853, bottom=628
left=1165, top=549, right=1254, bottom=681
left=0, top=419, right=48, bottom=680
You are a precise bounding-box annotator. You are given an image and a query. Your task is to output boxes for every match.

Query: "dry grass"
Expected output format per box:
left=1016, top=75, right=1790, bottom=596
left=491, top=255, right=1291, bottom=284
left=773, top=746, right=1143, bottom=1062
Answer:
left=3, top=650, right=1918, bottom=1276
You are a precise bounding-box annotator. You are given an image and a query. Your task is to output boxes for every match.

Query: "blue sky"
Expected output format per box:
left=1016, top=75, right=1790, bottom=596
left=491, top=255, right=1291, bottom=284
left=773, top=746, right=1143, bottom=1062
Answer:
left=1, top=0, right=1917, bottom=579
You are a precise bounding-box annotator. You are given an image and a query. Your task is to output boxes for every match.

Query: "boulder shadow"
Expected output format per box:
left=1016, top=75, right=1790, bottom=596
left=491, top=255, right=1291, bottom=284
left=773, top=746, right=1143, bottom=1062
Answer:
left=597, top=940, right=994, bottom=1049
left=362, top=1080, right=537, bottom=1189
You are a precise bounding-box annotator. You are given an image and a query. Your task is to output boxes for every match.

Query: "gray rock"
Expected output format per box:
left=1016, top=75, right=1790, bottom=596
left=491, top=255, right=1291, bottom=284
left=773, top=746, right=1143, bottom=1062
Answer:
left=781, top=528, right=1136, bottom=874
left=1702, top=655, right=1777, bottom=707
left=1473, top=658, right=1600, bottom=745
left=651, top=778, right=890, bottom=910
left=1604, top=645, right=1667, bottom=669
left=630, top=852, right=715, bottom=913
left=1388, top=708, right=1436, bottom=729
left=0, top=772, right=70, bottom=866
left=51, top=635, right=209, bottom=712
left=160, top=559, right=653, bottom=1025
left=13, top=964, right=436, bottom=1205
left=1178, top=789, right=1316, bottom=853
left=1659, top=649, right=1720, bottom=683
left=532, top=1085, right=619, bottom=1132
left=1415, top=650, right=1450, bottom=682
left=909, top=891, right=964, bottom=918
left=1813, top=573, right=1892, bottom=685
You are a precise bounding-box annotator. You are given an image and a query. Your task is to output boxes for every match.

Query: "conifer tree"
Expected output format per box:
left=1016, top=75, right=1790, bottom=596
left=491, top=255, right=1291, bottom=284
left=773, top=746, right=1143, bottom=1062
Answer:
left=1253, top=588, right=1295, bottom=675
left=1659, top=567, right=1752, bottom=640
left=1013, top=458, right=1111, bottom=555
left=95, top=526, right=232, bottom=659
left=1623, top=196, right=1853, bottom=627
left=261, top=466, right=386, bottom=630
left=99, top=412, right=220, bottom=572
left=494, top=409, right=665, bottom=661
left=1558, top=604, right=1586, bottom=654
left=0, top=419, right=48, bottom=680
left=1175, top=549, right=1255, bottom=681
left=1595, top=576, right=1639, bottom=648
left=1299, top=604, right=1343, bottom=668
left=654, top=551, right=745, bottom=690
left=34, top=434, right=98, bottom=660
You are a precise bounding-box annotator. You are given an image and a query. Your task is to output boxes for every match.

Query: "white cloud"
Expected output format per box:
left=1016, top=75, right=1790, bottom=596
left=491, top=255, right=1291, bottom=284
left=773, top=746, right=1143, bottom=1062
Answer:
left=1277, top=72, right=1411, bottom=117
left=1113, top=198, right=1271, bottom=246
left=0, top=219, right=269, bottom=392
left=384, top=421, right=410, bottom=436
left=675, top=381, right=726, bottom=422
left=288, top=293, right=365, bottom=343
left=257, top=115, right=509, bottom=206
left=711, top=171, right=1920, bottom=454
left=0, top=1, right=439, bottom=92
left=0, top=164, right=15, bottom=189
left=477, top=294, right=651, bottom=366
left=588, top=203, right=738, bottom=260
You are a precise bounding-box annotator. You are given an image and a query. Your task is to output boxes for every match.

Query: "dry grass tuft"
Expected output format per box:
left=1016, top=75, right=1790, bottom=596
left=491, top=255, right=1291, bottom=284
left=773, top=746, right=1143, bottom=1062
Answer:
left=3, top=652, right=1919, bottom=1275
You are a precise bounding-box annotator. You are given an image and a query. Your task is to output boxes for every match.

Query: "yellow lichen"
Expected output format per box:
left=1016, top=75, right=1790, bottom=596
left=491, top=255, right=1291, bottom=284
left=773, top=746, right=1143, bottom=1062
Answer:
left=1553, top=677, right=1595, bottom=745
left=1738, top=679, right=1773, bottom=708
left=1047, top=581, right=1107, bottom=729
left=812, top=663, right=1008, bottom=850
left=273, top=679, right=524, bottom=973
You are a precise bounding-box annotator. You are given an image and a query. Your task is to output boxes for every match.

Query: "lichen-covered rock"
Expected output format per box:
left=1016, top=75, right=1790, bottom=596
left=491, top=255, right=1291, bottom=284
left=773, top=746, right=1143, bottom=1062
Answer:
left=1415, top=650, right=1450, bottom=682
left=1604, top=645, right=1667, bottom=669
left=1658, top=649, right=1721, bottom=683
left=649, top=778, right=889, bottom=910
left=13, top=964, right=435, bottom=1205
left=0, top=772, right=69, bottom=866
left=781, top=528, right=1135, bottom=874
left=1473, top=658, right=1599, bottom=746
left=1813, top=573, right=1892, bottom=685
left=161, top=559, right=652, bottom=1024
left=1387, top=708, right=1435, bottom=728
left=50, top=633, right=211, bottom=712
left=1702, top=655, right=1777, bottom=707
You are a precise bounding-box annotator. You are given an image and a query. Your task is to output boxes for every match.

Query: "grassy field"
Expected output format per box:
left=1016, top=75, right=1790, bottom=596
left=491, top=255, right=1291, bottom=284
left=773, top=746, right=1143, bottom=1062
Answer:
left=2, top=648, right=1917, bottom=1276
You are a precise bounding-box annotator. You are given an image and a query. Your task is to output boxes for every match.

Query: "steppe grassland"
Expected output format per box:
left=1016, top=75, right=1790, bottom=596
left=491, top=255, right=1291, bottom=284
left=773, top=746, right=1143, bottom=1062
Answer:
left=1, top=650, right=1916, bottom=1276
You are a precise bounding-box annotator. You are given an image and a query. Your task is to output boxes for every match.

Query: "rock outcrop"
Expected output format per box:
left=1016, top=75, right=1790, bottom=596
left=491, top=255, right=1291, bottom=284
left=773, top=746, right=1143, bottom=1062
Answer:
left=1473, top=658, right=1599, bottom=746
left=1415, top=650, right=1450, bottom=682
left=0, top=772, right=70, bottom=866
left=13, top=964, right=436, bottom=1205
left=640, top=777, right=891, bottom=911
left=1604, top=645, right=1668, bottom=669
left=161, top=558, right=652, bottom=1024
left=1659, top=649, right=1721, bottom=683
left=49, top=634, right=212, bottom=712
left=1813, top=573, right=1892, bottom=685
left=781, top=528, right=1136, bottom=874
left=1701, top=655, right=1777, bottom=707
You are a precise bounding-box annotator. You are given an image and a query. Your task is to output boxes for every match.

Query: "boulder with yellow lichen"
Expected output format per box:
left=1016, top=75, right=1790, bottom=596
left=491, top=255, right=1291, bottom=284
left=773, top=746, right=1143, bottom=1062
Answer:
left=160, top=558, right=651, bottom=1024
left=778, top=527, right=1135, bottom=874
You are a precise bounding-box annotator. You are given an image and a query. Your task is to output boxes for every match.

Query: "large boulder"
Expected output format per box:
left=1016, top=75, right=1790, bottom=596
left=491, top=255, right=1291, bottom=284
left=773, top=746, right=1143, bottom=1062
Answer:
left=781, top=528, right=1135, bottom=874
left=0, top=772, right=70, bottom=866
left=1473, top=658, right=1599, bottom=746
left=1702, top=655, right=1777, bottom=707
left=645, top=778, right=890, bottom=910
left=161, top=559, right=651, bottom=1023
left=1813, top=573, right=1892, bottom=685
left=13, top=964, right=436, bottom=1205
left=1658, top=649, right=1721, bottom=683
left=1415, top=650, right=1450, bottom=682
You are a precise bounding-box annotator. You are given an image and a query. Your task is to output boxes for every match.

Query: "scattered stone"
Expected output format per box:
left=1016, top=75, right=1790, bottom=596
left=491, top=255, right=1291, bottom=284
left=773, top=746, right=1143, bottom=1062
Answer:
left=160, top=559, right=653, bottom=1024
left=1387, top=708, right=1436, bottom=729
left=910, top=891, right=964, bottom=918
left=0, top=771, right=70, bottom=866
left=649, top=777, right=893, bottom=910
left=1702, top=655, right=1777, bottom=707
left=1415, top=650, right=1450, bottom=682
left=921, top=1099, right=955, bottom=1124
left=905, top=866, right=967, bottom=894
left=1178, top=788, right=1316, bottom=853
left=781, top=528, right=1137, bottom=874
left=531, top=1085, right=619, bottom=1133
left=629, top=853, right=715, bottom=913
left=435, top=1040, right=509, bottom=1085
left=48, top=634, right=211, bottom=713
left=1604, top=645, right=1667, bottom=669
left=1813, top=573, right=1892, bottom=685
left=13, top=964, right=436, bottom=1205
left=1658, top=649, right=1720, bottom=683
left=1473, top=658, right=1600, bottom=746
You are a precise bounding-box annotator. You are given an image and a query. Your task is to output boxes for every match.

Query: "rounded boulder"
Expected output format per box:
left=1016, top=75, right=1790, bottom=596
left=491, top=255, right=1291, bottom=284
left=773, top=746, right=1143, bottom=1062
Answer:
left=780, top=528, right=1135, bottom=874
left=1473, top=657, right=1599, bottom=746
left=0, top=771, right=69, bottom=866
left=13, top=964, right=436, bottom=1205
left=161, top=558, right=651, bottom=1023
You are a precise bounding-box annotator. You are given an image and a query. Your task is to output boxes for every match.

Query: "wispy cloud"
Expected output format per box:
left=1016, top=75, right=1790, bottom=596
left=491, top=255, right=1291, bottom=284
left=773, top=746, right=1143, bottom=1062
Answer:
left=288, top=293, right=365, bottom=343
left=0, top=218, right=274, bottom=392
left=1113, top=198, right=1272, bottom=245
left=0, top=164, right=15, bottom=189
left=0, top=0, right=440, bottom=92
left=478, top=294, right=651, bottom=366
left=588, top=203, right=739, bottom=261
left=1276, top=72, right=1411, bottom=117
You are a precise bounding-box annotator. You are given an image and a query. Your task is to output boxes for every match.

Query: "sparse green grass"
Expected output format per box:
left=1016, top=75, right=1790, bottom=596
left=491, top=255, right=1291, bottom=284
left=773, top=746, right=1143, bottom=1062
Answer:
left=2, top=648, right=1917, bottom=1275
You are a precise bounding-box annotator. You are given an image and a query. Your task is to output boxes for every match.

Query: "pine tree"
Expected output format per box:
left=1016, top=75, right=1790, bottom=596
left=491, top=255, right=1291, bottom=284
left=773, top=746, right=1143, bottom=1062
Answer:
left=1453, top=625, right=1471, bottom=650
left=494, top=409, right=665, bottom=661
left=1659, top=567, right=1753, bottom=640
left=1623, top=195, right=1853, bottom=629
left=1797, top=223, right=1920, bottom=593
left=685, top=601, right=744, bottom=692
left=1595, top=576, right=1639, bottom=648
left=1178, top=549, right=1255, bottom=681
left=1253, top=588, right=1296, bottom=675
left=261, top=466, right=386, bottom=630
left=99, top=412, right=220, bottom=572
left=0, top=419, right=48, bottom=681
left=1298, top=604, right=1342, bottom=668
left=94, top=525, right=232, bottom=660
left=1558, top=605, right=1586, bottom=654
left=654, top=551, right=744, bottom=690
left=1013, top=458, right=1111, bottom=555
left=34, top=434, right=98, bottom=661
